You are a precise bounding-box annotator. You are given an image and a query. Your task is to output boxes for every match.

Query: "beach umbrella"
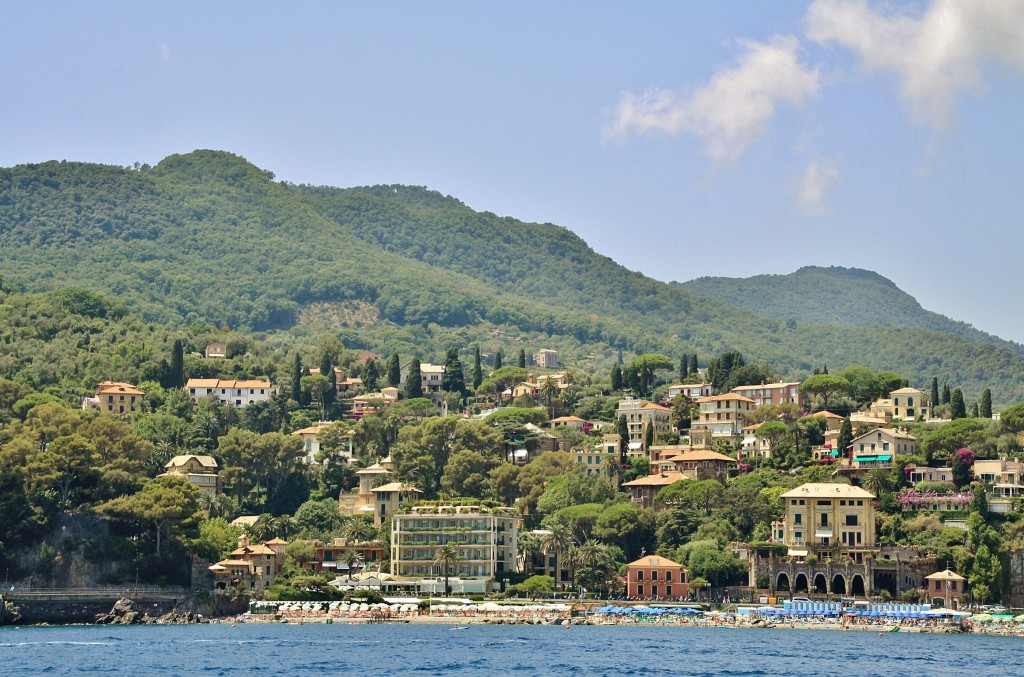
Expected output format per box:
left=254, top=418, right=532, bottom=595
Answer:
left=972, top=614, right=994, bottom=623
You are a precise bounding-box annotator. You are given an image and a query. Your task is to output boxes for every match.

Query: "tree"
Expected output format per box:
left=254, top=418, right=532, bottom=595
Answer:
left=980, top=389, right=992, bottom=419
left=593, top=502, right=655, bottom=561
left=951, top=448, right=975, bottom=490
left=471, top=347, right=483, bottom=390
left=340, top=548, right=364, bottom=579
left=689, top=354, right=699, bottom=377
left=363, top=360, right=379, bottom=392
left=493, top=351, right=503, bottom=371
left=168, top=339, right=185, bottom=389
left=286, top=540, right=316, bottom=568
left=443, top=348, right=466, bottom=397
left=406, top=358, right=423, bottom=399
left=930, top=378, right=940, bottom=411
left=616, top=414, right=629, bottom=459
left=99, top=475, right=201, bottom=555
left=678, top=356, right=687, bottom=383
left=517, top=349, right=526, bottom=369
left=433, top=543, right=462, bottom=596
left=319, top=353, right=336, bottom=407
left=837, top=417, right=853, bottom=458
left=392, top=417, right=503, bottom=495
left=626, top=353, right=674, bottom=397
left=301, top=374, right=330, bottom=421
left=610, top=363, right=623, bottom=391
left=516, top=574, right=553, bottom=598
left=386, top=353, right=401, bottom=388
left=25, top=433, right=98, bottom=510
left=800, top=374, right=850, bottom=409
left=643, top=419, right=654, bottom=451
left=441, top=448, right=499, bottom=498
left=291, top=353, right=303, bottom=403
left=950, top=388, right=967, bottom=419
left=862, top=468, right=892, bottom=497
left=942, top=384, right=951, bottom=404
left=539, top=524, right=574, bottom=591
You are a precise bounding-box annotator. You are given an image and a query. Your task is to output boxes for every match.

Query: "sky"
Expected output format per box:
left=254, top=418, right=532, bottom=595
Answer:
left=2, top=1, right=1024, bottom=341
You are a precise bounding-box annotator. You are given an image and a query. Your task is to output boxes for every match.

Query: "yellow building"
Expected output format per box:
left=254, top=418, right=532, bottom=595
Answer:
left=775, top=483, right=876, bottom=558
left=159, top=454, right=220, bottom=496
left=85, top=381, right=145, bottom=415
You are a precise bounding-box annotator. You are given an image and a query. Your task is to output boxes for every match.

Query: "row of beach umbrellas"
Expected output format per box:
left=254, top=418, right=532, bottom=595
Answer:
left=594, top=606, right=704, bottom=616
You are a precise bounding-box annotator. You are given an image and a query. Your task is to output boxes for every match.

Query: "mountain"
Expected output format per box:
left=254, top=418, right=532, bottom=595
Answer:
left=2, top=150, right=1024, bottom=405
left=678, top=266, right=1021, bottom=354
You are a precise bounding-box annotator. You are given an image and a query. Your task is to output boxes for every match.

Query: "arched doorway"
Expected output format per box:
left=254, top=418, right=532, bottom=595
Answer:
left=813, top=573, right=827, bottom=594
left=831, top=574, right=847, bottom=595
left=850, top=574, right=866, bottom=597
left=776, top=572, right=791, bottom=592
left=794, top=573, right=808, bottom=593
left=874, top=573, right=897, bottom=597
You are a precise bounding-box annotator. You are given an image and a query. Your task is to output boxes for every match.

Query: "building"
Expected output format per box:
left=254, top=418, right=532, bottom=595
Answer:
left=574, top=441, right=618, bottom=476
left=847, top=428, right=918, bottom=468
left=689, top=393, right=756, bottom=448
left=83, top=381, right=145, bottom=415
left=666, top=383, right=713, bottom=401
left=775, top=483, right=876, bottom=554
left=204, top=343, right=227, bottom=359
left=730, top=382, right=804, bottom=409
left=209, top=534, right=287, bottom=593
left=625, top=555, right=688, bottom=600
left=304, top=538, right=387, bottom=576
left=925, top=569, right=966, bottom=608
left=390, top=506, right=519, bottom=593
left=622, top=472, right=686, bottom=509
left=370, top=482, right=422, bottom=524
left=550, top=415, right=588, bottom=431
left=399, top=362, right=445, bottom=395
left=186, top=378, right=276, bottom=408
left=339, top=458, right=395, bottom=521
left=975, top=458, right=1024, bottom=513
left=291, top=422, right=353, bottom=464
left=534, top=349, right=559, bottom=368
left=869, top=387, right=931, bottom=422
left=740, top=423, right=773, bottom=461
left=350, top=387, right=400, bottom=419
left=658, top=449, right=735, bottom=483
left=906, top=466, right=953, bottom=484
left=615, top=398, right=672, bottom=450
left=160, top=454, right=220, bottom=495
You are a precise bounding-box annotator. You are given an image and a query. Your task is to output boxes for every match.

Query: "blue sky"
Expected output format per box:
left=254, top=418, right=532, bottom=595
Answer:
left=3, top=1, right=1023, bottom=341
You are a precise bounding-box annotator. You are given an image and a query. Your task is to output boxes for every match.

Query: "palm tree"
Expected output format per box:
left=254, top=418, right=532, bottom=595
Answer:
left=432, top=543, right=462, bottom=597
left=250, top=513, right=274, bottom=542
left=271, top=514, right=296, bottom=540
left=540, top=524, right=575, bottom=592
left=341, top=548, right=365, bottom=581
left=343, top=516, right=376, bottom=543
left=574, top=541, right=611, bottom=595
left=540, top=378, right=560, bottom=419
left=863, top=468, right=892, bottom=497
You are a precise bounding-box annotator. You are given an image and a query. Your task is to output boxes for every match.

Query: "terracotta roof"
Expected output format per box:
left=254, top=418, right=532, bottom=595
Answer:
left=232, top=544, right=277, bottom=556
left=627, top=554, right=685, bottom=569
left=185, top=378, right=272, bottom=389
left=780, top=483, right=875, bottom=499
left=732, top=382, right=800, bottom=391
left=622, top=472, right=687, bottom=487
left=265, top=538, right=288, bottom=546
left=925, top=568, right=965, bottom=581
left=95, top=381, right=145, bottom=396
left=552, top=416, right=587, bottom=423
left=666, top=450, right=736, bottom=463
left=214, top=559, right=253, bottom=569
left=165, top=454, right=218, bottom=470
left=697, top=393, right=756, bottom=403
left=641, top=402, right=672, bottom=412
left=808, top=410, right=844, bottom=419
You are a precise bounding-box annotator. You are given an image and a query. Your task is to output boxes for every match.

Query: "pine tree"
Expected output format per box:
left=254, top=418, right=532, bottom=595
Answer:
left=443, top=348, right=466, bottom=396
left=837, top=417, right=853, bottom=458
left=472, top=347, right=483, bottom=390
left=169, top=339, right=185, bottom=388
left=971, top=402, right=980, bottom=418
left=690, top=354, right=698, bottom=376
left=678, top=356, right=687, bottom=383
left=616, top=414, right=629, bottom=459
left=942, top=384, right=951, bottom=404
left=517, top=349, right=526, bottom=369
left=980, top=388, right=992, bottom=419
left=319, top=353, right=336, bottom=407
left=291, top=353, right=303, bottom=403
left=930, top=377, right=940, bottom=409
left=406, top=358, right=423, bottom=399
left=493, top=351, right=503, bottom=371
left=387, top=353, right=401, bottom=387
left=363, top=360, right=379, bottom=392
left=950, top=388, right=967, bottom=419
left=611, top=363, right=623, bottom=391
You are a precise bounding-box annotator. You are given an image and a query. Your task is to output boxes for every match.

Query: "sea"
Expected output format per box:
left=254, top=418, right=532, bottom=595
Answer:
left=1, top=623, right=1021, bottom=676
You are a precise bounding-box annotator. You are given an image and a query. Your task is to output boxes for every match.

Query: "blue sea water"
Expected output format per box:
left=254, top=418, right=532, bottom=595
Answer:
left=1, top=623, right=1021, bottom=676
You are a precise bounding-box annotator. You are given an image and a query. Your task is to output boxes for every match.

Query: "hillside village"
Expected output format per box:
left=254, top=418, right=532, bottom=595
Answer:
left=4, top=305, right=1024, bottom=617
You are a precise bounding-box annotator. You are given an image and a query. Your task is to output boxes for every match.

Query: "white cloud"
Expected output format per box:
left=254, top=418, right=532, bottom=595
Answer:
left=806, top=0, right=1024, bottom=129
left=794, top=159, right=839, bottom=215
left=159, top=42, right=171, bottom=63
left=605, top=36, right=820, bottom=163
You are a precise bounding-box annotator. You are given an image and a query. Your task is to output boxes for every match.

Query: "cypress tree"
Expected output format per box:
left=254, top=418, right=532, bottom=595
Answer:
left=941, top=384, right=951, bottom=404
left=644, top=420, right=654, bottom=450
left=443, top=348, right=466, bottom=396
left=690, top=354, right=698, bottom=376
left=387, top=353, right=401, bottom=387
left=611, top=363, right=623, bottom=391
left=980, top=388, right=992, bottom=419
left=291, top=353, right=303, bottom=403
left=363, top=360, right=379, bottom=392
left=971, top=402, right=980, bottom=418
left=472, top=347, right=483, bottom=390
left=616, top=414, right=630, bottom=459
left=406, top=358, right=423, bottom=399
left=679, top=356, right=687, bottom=383
left=950, top=388, right=966, bottom=419
left=930, top=377, right=940, bottom=409
left=517, top=349, right=526, bottom=369
left=493, top=351, right=503, bottom=371
left=837, top=417, right=853, bottom=458
left=319, top=353, right=336, bottom=406
left=169, top=339, right=185, bottom=389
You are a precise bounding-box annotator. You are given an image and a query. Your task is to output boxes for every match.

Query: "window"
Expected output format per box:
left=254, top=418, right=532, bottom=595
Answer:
left=820, top=513, right=828, bottom=526
left=856, top=532, right=862, bottom=544
left=637, top=585, right=644, bottom=596
left=794, top=514, right=802, bottom=525
left=666, top=585, right=673, bottom=596
left=651, top=586, right=659, bottom=596
left=845, top=515, right=858, bottom=526
left=794, top=531, right=803, bottom=541
left=637, top=570, right=644, bottom=581
left=951, top=581, right=957, bottom=591
left=651, top=570, right=658, bottom=581
left=666, top=571, right=673, bottom=582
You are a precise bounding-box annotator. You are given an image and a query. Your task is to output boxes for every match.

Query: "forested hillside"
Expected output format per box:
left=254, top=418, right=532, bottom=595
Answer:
left=679, top=267, right=1019, bottom=353
left=2, top=150, right=1024, bottom=403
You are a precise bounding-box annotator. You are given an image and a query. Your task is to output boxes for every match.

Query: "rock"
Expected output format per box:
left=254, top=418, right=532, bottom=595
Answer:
left=95, top=598, right=142, bottom=625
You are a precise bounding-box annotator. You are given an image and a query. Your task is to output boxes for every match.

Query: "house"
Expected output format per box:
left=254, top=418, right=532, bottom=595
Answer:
left=185, top=378, right=276, bottom=408
left=370, top=482, right=421, bottom=524
left=309, top=367, right=364, bottom=392
left=339, top=457, right=396, bottom=522
left=391, top=506, right=518, bottom=593
left=666, top=383, right=713, bottom=401
left=626, top=555, right=688, bottom=600
left=291, top=422, right=354, bottom=464
left=399, top=362, right=445, bottom=395
left=775, top=483, right=876, bottom=553
left=659, top=449, right=735, bottom=483
left=83, top=381, right=145, bottom=415
left=868, top=387, right=931, bottom=422
left=551, top=415, right=588, bottom=431
left=534, top=349, right=559, bottom=368
left=907, top=466, right=953, bottom=484
left=622, top=472, right=686, bottom=509
left=689, top=393, right=756, bottom=448
left=975, top=458, right=1024, bottom=513
left=209, top=534, right=287, bottom=593
left=730, top=382, right=804, bottom=409
left=615, top=398, right=672, bottom=449
left=204, top=343, right=227, bottom=359
left=848, top=428, right=918, bottom=468
left=925, top=569, right=966, bottom=608
left=304, top=538, right=387, bottom=575
left=574, top=441, right=618, bottom=476
left=740, top=423, right=772, bottom=461
left=357, top=350, right=381, bottom=364
left=350, top=387, right=400, bottom=418
left=160, top=454, right=220, bottom=495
